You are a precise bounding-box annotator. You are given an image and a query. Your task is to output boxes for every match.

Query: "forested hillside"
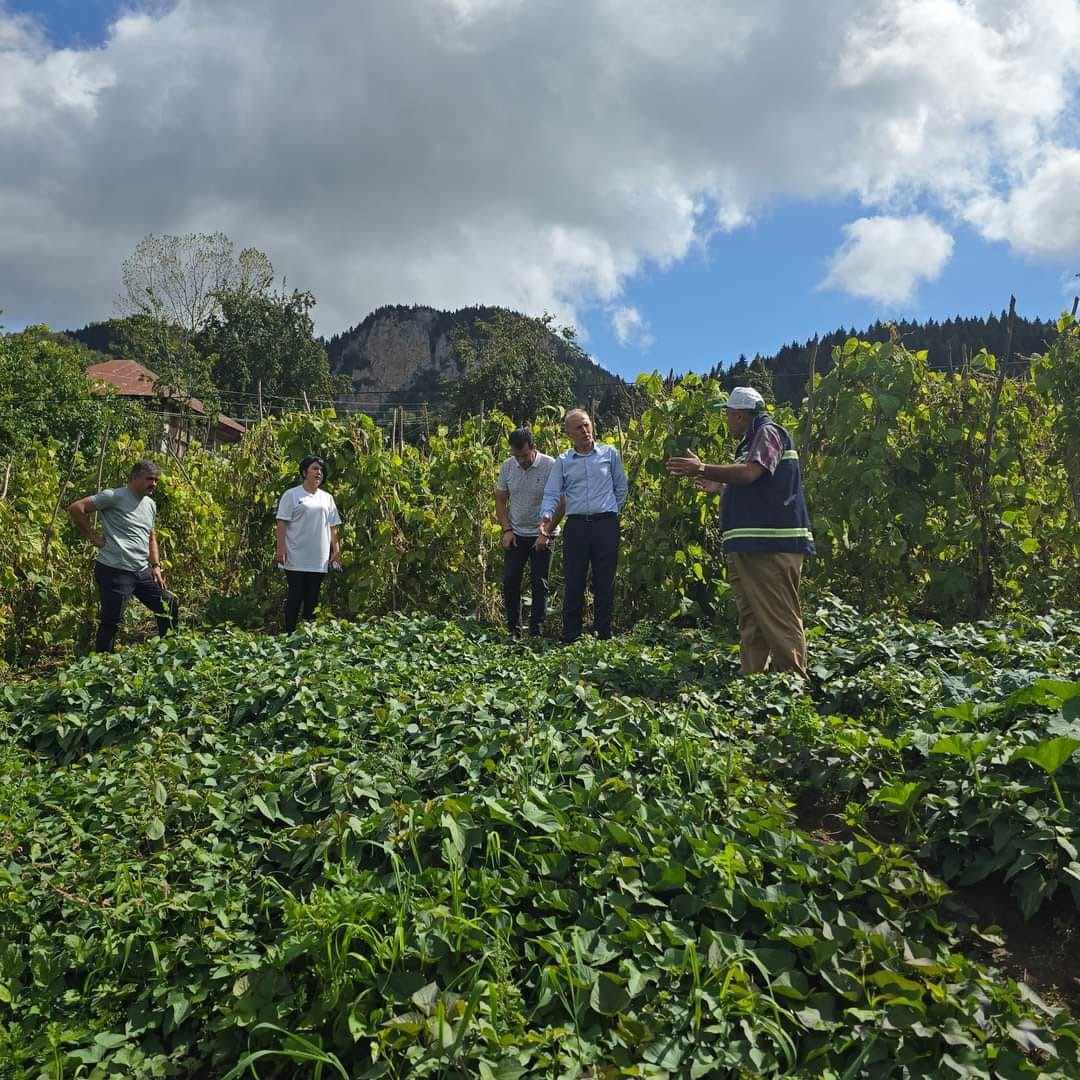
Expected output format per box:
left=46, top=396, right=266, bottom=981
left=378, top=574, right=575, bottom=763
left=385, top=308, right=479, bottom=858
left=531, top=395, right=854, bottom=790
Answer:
left=709, top=310, right=1060, bottom=407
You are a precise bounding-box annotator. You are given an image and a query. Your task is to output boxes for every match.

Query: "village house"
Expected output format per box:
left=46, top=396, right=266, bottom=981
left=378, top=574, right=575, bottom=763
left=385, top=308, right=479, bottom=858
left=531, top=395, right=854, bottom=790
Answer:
left=85, top=358, right=246, bottom=456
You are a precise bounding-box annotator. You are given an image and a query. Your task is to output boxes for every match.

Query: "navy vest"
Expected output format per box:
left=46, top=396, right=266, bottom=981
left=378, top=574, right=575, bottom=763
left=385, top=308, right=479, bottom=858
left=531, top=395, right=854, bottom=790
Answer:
left=720, top=415, right=815, bottom=555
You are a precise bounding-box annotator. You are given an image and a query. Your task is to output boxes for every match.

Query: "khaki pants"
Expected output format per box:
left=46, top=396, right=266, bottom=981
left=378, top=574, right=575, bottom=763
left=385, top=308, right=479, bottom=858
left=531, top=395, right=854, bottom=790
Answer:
left=725, top=552, right=807, bottom=678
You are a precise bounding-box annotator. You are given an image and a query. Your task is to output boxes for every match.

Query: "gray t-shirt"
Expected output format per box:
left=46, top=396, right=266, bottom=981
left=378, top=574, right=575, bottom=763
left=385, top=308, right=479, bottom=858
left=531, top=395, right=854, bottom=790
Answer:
left=91, top=487, right=156, bottom=572
left=497, top=452, right=555, bottom=536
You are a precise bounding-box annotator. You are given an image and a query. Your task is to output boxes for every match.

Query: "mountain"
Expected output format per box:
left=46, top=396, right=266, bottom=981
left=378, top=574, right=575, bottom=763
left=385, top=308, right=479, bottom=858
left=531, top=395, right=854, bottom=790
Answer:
left=323, top=304, right=619, bottom=406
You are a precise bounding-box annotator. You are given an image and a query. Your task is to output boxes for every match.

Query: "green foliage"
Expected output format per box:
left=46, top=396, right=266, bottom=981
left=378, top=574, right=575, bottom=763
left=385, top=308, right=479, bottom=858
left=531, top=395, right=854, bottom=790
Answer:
left=116, top=232, right=276, bottom=413
left=1032, top=313, right=1080, bottom=520
left=802, top=337, right=1079, bottom=618
left=711, top=310, right=1061, bottom=409
left=716, top=353, right=775, bottom=401
left=201, top=285, right=344, bottom=406
left=1, top=328, right=1079, bottom=666
left=122, top=312, right=221, bottom=416
left=756, top=602, right=1080, bottom=920
left=449, top=311, right=575, bottom=425
left=0, top=327, right=146, bottom=463
left=615, top=372, right=734, bottom=625
left=2, top=612, right=1079, bottom=1075
left=118, top=232, right=274, bottom=335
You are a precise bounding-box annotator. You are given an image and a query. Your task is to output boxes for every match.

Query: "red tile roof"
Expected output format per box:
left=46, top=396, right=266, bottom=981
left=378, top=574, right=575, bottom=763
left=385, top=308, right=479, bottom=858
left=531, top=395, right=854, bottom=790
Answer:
left=86, top=359, right=245, bottom=435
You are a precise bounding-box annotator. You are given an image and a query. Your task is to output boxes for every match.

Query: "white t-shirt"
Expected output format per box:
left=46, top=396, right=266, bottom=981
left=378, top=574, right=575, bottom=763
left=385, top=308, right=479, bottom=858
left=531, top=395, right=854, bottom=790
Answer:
left=276, top=486, right=342, bottom=573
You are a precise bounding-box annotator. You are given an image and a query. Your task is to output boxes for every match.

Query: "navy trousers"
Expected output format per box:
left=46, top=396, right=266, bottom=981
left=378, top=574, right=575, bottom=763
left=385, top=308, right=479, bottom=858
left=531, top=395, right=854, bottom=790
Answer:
left=94, top=562, right=179, bottom=653
left=561, top=514, right=619, bottom=643
left=503, top=534, right=551, bottom=636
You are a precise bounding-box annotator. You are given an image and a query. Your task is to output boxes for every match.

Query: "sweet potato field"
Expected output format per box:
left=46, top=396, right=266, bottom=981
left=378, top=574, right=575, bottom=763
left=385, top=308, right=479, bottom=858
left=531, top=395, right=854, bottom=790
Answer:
left=2, top=604, right=1079, bottom=1077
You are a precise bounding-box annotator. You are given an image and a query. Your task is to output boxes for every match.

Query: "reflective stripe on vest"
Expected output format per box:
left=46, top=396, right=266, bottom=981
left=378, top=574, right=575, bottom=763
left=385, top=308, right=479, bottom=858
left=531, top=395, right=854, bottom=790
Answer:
left=721, top=526, right=815, bottom=542
left=735, top=449, right=799, bottom=464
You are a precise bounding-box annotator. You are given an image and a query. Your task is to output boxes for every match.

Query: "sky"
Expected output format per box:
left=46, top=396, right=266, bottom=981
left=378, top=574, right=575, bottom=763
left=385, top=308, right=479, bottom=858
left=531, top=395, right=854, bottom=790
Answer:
left=3, top=0, right=1080, bottom=382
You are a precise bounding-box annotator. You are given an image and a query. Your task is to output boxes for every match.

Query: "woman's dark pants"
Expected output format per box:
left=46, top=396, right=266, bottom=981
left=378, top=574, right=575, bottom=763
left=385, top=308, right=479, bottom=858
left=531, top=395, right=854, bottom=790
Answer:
left=284, top=570, right=326, bottom=632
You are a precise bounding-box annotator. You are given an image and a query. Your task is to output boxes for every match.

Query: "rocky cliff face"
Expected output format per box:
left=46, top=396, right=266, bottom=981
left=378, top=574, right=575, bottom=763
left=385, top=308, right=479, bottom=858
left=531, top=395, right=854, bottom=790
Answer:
left=327, top=306, right=463, bottom=398
left=325, top=304, right=616, bottom=403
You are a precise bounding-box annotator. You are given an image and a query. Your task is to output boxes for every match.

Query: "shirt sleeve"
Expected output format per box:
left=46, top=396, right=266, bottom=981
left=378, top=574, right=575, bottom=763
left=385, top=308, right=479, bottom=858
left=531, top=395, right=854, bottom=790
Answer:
left=275, top=489, right=295, bottom=521
left=327, top=496, right=342, bottom=528
left=91, top=488, right=118, bottom=509
left=746, top=425, right=784, bottom=475
left=496, top=460, right=511, bottom=493
left=610, top=447, right=628, bottom=510
left=539, top=457, right=564, bottom=519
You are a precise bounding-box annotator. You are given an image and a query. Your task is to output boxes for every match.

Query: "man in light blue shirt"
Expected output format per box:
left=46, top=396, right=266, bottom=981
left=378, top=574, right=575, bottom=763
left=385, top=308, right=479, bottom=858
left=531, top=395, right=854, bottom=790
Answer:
left=537, top=409, right=628, bottom=642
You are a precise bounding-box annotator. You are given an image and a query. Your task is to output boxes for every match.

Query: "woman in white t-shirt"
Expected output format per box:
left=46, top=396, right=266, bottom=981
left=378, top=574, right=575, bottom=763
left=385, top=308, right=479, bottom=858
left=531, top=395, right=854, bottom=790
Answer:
left=275, top=455, right=343, bottom=632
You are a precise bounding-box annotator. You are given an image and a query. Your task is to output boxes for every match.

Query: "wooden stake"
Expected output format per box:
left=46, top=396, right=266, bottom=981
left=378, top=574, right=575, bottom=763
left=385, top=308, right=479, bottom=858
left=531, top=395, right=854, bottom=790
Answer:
left=800, top=338, right=820, bottom=467
left=974, top=295, right=1016, bottom=619
left=41, top=433, right=82, bottom=566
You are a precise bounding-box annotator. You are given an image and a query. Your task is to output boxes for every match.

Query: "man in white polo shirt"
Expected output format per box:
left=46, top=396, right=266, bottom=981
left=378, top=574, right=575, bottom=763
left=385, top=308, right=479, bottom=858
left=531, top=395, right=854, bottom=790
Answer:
left=495, top=428, right=564, bottom=638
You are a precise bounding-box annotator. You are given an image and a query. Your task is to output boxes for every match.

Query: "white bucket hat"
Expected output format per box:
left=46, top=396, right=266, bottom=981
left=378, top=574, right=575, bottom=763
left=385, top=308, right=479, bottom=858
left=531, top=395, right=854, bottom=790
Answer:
left=725, top=386, right=765, bottom=412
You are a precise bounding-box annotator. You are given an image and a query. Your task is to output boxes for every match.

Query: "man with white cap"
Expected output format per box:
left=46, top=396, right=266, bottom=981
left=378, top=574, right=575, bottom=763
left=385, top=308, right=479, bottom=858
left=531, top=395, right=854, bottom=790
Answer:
left=666, top=386, right=814, bottom=678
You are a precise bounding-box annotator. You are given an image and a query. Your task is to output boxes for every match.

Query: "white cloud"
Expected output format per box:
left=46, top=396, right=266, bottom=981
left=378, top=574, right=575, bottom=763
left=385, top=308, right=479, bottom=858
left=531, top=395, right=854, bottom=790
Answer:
left=964, top=147, right=1080, bottom=260
left=821, top=216, right=955, bottom=305
left=610, top=305, right=654, bottom=350
left=0, top=0, right=1079, bottom=338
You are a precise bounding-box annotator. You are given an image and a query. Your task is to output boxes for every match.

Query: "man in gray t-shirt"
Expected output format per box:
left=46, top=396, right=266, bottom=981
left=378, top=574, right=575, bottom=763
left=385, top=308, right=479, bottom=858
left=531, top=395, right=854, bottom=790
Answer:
left=495, top=428, right=564, bottom=638
left=68, top=459, right=179, bottom=652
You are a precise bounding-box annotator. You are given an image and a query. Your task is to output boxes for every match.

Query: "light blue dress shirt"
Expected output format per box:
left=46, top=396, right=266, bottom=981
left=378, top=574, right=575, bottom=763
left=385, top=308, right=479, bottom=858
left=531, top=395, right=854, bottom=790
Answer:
left=540, top=442, right=628, bottom=520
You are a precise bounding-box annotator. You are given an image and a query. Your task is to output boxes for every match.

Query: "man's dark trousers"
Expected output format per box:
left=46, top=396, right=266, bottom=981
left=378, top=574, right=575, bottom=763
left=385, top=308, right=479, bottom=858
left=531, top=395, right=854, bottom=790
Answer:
left=503, top=535, right=551, bottom=637
left=94, top=562, right=179, bottom=653
left=561, top=513, right=619, bottom=643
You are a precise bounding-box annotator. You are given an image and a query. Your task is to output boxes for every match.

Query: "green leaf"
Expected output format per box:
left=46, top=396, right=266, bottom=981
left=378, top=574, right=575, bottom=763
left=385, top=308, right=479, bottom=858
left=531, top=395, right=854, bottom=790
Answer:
left=1007, top=1021, right=1057, bottom=1058
left=440, top=812, right=466, bottom=858
left=931, top=733, right=993, bottom=760
left=251, top=793, right=280, bottom=821
left=872, top=781, right=925, bottom=811
left=520, top=800, right=559, bottom=833
left=590, top=972, right=631, bottom=1015
left=94, top=1032, right=129, bottom=1049
left=168, top=988, right=191, bottom=1025
left=146, top=818, right=165, bottom=841
left=411, top=982, right=440, bottom=1016
left=1010, top=737, right=1080, bottom=777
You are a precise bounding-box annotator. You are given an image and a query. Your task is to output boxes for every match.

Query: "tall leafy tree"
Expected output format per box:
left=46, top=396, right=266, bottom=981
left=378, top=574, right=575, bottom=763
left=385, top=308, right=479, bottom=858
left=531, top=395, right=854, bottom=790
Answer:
left=448, top=311, right=575, bottom=425
left=118, top=233, right=274, bottom=335
left=116, top=233, right=274, bottom=412
left=0, top=326, right=147, bottom=463
left=200, top=286, right=343, bottom=410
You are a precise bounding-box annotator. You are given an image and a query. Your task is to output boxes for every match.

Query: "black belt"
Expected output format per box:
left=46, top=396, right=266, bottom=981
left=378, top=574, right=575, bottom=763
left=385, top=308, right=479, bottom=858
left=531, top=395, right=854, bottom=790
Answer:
left=566, top=512, right=617, bottom=521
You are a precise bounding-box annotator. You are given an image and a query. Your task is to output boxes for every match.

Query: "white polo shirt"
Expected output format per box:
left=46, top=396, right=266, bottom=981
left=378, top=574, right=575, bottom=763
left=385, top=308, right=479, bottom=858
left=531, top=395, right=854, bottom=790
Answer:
left=276, top=485, right=342, bottom=572
left=497, top=452, right=555, bottom=536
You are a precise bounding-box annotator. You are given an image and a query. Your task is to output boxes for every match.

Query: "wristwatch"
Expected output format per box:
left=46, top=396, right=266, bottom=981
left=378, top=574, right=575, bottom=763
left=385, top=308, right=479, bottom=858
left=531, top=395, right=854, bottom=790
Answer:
left=697, top=462, right=706, bottom=474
